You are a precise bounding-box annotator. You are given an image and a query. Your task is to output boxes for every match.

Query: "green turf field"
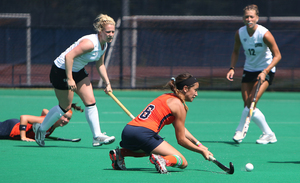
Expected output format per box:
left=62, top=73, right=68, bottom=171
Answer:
left=0, top=89, right=299, bottom=183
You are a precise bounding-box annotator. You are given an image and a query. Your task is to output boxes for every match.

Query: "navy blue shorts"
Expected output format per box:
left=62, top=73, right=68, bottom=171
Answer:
left=242, top=70, right=275, bottom=85
left=120, top=125, right=164, bottom=154
left=0, top=119, right=19, bottom=139
left=50, top=64, right=89, bottom=90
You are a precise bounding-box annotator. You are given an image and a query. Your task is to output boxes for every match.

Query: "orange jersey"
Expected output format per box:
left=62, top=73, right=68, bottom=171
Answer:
left=9, top=123, right=35, bottom=140
left=9, top=116, right=53, bottom=140
left=128, top=93, right=177, bottom=133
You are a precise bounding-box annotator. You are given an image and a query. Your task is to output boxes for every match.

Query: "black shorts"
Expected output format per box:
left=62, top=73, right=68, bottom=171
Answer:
left=120, top=125, right=164, bottom=154
left=242, top=70, right=275, bottom=85
left=50, top=64, right=89, bottom=90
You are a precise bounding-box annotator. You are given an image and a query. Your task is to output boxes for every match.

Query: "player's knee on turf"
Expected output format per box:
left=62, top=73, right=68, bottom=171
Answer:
left=180, top=155, right=188, bottom=169
left=180, top=159, right=188, bottom=169
left=165, top=155, right=188, bottom=169
left=177, top=155, right=188, bottom=169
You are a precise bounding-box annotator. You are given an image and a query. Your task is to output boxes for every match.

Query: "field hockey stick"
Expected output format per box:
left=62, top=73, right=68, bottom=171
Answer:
left=47, top=136, right=81, bottom=142
left=209, top=156, right=234, bottom=174
left=108, top=92, right=135, bottom=119
left=241, top=78, right=262, bottom=138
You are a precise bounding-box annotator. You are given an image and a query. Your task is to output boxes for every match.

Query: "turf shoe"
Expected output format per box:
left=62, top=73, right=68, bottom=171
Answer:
left=93, top=132, right=115, bottom=147
left=232, top=131, right=244, bottom=144
left=109, top=147, right=126, bottom=170
left=32, top=123, right=40, bottom=134
left=256, top=132, right=277, bottom=144
left=35, top=126, right=46, bottom=147
left=149, top=154, right=168, bottom=174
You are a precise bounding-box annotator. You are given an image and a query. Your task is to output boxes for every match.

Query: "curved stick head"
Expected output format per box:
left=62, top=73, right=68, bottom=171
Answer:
left=72, top=138, right=81, bottom=142
left=228, top=162, right=234, bottom=174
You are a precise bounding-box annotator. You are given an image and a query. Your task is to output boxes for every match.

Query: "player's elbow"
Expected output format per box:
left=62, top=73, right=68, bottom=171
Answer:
left=274, top=51, right=282, bottom=62
left=176, top=138, right=186, bottom=147
left=19, top=115, right=26, bottom=123
left=277, top=54, right=282, bottom=61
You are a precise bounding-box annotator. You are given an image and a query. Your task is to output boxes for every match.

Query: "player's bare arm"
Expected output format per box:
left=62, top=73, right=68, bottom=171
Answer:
left=263, top=31, right=282, bottom=73
left=227, top=31, right=241, bottom=81
left=40, top=109, right=49, bottom=116
left=96, top=53, right=112, bottom=93
left=65, top=39, right=94, bottom=91
left=169, top=98, right=212, bottom=159
left=184, top=128, right=208, bottom=150
left=20, top=115, right=44, bottom=141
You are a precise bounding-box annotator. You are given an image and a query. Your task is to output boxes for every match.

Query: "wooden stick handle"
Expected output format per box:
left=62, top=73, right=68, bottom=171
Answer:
left=108, top=92, right=135, bottom=119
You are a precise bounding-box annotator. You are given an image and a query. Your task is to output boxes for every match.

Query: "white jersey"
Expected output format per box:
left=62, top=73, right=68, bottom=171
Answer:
left=54, top=34, right=107, bottom=72
left=239, top=24, right=275, bottom=72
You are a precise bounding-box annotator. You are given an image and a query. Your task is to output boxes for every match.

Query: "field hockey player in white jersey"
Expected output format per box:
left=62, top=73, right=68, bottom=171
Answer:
left=226, top=4, right=281, bottom=144
left=35, top=14, right=116, bottom=147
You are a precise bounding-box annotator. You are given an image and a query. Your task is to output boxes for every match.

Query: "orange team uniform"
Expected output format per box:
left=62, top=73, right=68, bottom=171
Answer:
left=128, top=93, right=176, bottom=133
left=9, top=116, right=53, bottom=140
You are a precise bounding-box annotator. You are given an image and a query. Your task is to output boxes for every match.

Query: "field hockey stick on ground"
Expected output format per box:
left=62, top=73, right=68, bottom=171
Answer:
left=241, top=78, right=262, bottom=138
left=108, top=92, right=135, bottom=119
left=47, top=136, right=81, bottom=142
left=209, top=155, right=234, bottom=174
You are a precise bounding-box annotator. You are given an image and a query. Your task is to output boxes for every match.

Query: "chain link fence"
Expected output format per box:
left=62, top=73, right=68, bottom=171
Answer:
left=1, top=0, right=300, bottom=90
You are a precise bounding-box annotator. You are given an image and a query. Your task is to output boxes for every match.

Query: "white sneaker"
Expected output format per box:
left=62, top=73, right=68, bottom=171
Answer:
left=149, top=154, right=168, bottom=174
left=256, top=132, right=277, bottom=144
left=93, top=132, right=115, bottom=147
left=35, top=126, right=46, bottom=147
left=232, top=131, right=244, bottom=144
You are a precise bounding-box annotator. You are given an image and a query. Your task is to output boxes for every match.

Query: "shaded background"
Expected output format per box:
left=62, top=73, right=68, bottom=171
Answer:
left=0, top=0, right=300, bottom=90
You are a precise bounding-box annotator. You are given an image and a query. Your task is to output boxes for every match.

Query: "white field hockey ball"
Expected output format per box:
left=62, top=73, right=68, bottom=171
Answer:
left=245, top=163, right=254, bottom=172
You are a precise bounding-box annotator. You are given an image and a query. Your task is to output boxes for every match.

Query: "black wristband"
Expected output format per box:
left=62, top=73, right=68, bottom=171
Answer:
left=19, top=125, right=27, bottom=131
left=229, top=67, right=235, bottom=71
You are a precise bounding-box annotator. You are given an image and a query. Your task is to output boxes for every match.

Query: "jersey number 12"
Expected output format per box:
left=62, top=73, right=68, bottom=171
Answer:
left=248, top=49, right=256, bottom=56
